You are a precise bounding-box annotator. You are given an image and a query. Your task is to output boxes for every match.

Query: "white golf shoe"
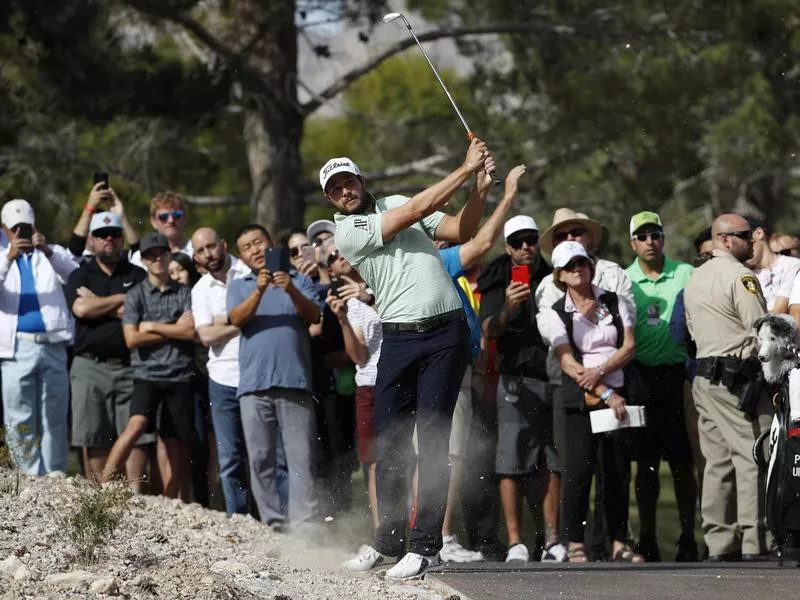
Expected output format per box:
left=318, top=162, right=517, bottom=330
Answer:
left=386, top=552, right=441, bottom=580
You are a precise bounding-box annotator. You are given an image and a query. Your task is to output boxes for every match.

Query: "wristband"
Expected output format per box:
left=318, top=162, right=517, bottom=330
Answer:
left=83, top=204, right=96, bottom=214
left=600, top=388, right=614, bottom=403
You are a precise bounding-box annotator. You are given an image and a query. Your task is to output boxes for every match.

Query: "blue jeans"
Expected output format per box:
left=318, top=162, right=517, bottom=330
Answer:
left=208, top=379, right=249, bottom=515
left=1, top=338, right=69, bottom=475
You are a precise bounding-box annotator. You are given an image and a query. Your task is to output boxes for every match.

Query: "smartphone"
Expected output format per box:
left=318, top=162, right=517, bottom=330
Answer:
left=15, top=223, right=33, bottom=241
left=300, top=245, right=316, bottom=265
left=93, top=171, right=109, bottom=191
left=328, top=278, right=345, bottom=298
left=266, top=246, right=291, bottom=273
left=511, top=264, right=529, bottom=284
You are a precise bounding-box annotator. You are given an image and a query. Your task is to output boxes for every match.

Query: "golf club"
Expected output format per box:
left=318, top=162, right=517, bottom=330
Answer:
left=383, top=12, right=500, bottom=185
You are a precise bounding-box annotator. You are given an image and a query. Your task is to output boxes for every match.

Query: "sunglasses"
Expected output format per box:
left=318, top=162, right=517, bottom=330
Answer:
left=507, top=234, right=539, bottom=249
left=553, top=227, right=587, bottom=244
left=563, top=258, right=591, bottom=271
left=326, top=249, right=342, bottom=267
left=632, top=231, right=663, bottom=242
left=289, top=244, right=310, bottom=258
left=93, top=228, right=123, bottom=239
left=716, top=230, right=752, bottom=241
left=156, top=210, right=184, bottom=223
left=776, top=249, right=794, bottom=257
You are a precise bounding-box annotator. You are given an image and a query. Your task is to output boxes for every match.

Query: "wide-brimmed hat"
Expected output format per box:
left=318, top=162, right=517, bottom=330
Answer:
left=538, top=208, right=602, bottom=255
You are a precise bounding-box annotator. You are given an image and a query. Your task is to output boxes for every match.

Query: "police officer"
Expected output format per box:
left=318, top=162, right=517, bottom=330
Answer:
left=684, top=213, right=772, bottom=561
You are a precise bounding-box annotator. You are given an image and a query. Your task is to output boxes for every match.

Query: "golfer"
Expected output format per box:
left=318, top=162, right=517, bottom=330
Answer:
left=323, top=138, right=494, bottom=580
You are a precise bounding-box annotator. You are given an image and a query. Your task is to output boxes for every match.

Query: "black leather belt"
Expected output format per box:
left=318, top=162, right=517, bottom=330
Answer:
left=382, top=308, right=465, bottom=333
left=76, top=352, right=130, bottom=367
left=695, top=357, right=721, bottom=380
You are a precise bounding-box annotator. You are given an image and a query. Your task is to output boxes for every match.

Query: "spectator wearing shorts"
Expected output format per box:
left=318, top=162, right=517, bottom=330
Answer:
left=480, top=212, right=561, bottom=563
left=625, top=211, right=698, bottom=562
left=101, top=233, right=196, bottom=497
left=191, top=227, right=251, bottom=515
left=66, top=212, right=150, bottom=486
left=227, top=225, right=321, bottom=531
left=325, top=242, right=382, bottom=529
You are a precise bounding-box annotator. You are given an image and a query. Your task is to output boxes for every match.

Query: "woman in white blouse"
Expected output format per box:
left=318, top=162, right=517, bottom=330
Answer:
left=537, top=241, right=643, bottom=563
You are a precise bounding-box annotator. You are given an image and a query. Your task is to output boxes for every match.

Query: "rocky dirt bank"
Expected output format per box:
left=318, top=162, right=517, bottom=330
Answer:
left=0, top=471, right=451, bottom=600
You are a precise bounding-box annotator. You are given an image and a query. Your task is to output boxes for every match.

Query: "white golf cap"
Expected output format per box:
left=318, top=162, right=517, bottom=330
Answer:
left=307, top=219, right=336, bottom=241
left=319, top=157, right=361, bottom=192
left=504, top=215, right=538, bottom=240
left=90, top=211, right=123, bottom=233
left=551, top=241, right=592, bottom=269
left=1, top=199, right=35, bottom=229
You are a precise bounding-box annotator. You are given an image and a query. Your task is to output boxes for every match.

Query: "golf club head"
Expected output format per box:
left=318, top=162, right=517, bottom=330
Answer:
left=382, top=12, right=403, bottom=23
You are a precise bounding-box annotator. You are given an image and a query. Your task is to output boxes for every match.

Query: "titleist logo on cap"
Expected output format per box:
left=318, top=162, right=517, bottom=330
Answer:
left=323, top=161, right=353, bottom=177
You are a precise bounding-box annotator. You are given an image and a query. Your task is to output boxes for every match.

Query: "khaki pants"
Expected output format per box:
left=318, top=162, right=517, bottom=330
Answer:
left=692, top=377, right=772, bottom=556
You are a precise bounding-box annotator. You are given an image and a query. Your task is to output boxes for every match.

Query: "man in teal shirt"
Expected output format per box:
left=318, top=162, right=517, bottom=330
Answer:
left=626, top=211, right=698, bottom=563
left=324, top=139, right=495, bottom=579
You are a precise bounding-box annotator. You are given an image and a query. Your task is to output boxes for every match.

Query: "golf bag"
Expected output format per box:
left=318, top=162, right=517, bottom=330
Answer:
left=754, top=368, right=800, bottom=563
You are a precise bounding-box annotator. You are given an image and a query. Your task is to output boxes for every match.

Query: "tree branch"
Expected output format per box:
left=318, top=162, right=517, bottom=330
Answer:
left=302, top=20, right=720, bottom=114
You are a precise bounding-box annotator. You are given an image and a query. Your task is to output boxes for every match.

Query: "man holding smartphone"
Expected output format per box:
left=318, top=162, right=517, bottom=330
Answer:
left=227, top=225, right=321, bottom=532
left=0, top=199, right=79, bottom=475
left=478, top=213, right=561, bottom=563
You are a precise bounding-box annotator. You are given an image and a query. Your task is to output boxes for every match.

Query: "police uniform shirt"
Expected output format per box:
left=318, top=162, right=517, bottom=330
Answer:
left=65, top=257, right=147, bottom=360
left=684, top=249, right=766, bottom=360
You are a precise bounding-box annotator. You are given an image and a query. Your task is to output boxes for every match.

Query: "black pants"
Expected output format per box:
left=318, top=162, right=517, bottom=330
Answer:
left=560, top=408, right=631, bottom=544
left=373, top=318, right=470, bottom=557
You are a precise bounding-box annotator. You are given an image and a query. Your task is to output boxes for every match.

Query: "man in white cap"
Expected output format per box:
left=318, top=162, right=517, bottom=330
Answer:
left=65, top=212, right=151, bottom=485
left=306, top=219, right=336, bottom=247
left=0, top=199, right=78, bottom=475
left=478, top=211, right=565, bottom=563
left=322, top=138, right=495, bottom=579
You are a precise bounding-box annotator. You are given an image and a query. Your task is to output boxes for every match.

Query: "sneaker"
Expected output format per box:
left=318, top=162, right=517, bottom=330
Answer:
left=343, top=545, right=387, bottom=572
left=440, top=535, right=485, bottom=563
left=386, top=552, right=441, bottom=580
left=505, top=542, right=530, bottom=562
left=541, top=542, right=568, bottom=563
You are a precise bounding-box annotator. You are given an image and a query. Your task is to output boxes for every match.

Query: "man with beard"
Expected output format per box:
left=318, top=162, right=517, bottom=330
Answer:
left=190, top=227, right=251, bottom=515
left=684, top=213, right=772, bottom=561
left=625, top=211, right=697, bottom=562
left=324, top=138, right=495, bottom=580
left=66, top=212, right=150, bottom=484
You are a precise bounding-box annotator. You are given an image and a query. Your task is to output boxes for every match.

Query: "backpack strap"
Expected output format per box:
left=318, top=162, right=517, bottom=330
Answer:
left=552, top=294, right=582, bottom=362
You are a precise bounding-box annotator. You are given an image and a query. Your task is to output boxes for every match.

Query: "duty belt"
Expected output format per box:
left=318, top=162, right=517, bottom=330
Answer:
left=382, top=308, right=465, bottom=333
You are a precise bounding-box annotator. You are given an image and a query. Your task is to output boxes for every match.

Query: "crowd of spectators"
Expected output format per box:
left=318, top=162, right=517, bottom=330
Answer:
left=0, top=146, right=795, bottom=577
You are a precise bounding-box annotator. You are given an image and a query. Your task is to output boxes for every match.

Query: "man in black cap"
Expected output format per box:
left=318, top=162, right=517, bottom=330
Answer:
left=101, top=233, right=195, bottom=498
left=66, top=212, right=151, bottom=486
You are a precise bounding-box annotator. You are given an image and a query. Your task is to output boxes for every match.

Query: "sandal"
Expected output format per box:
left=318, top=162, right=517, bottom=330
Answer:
left=567, top=546, right=588, bottom=563
left=612, top=544, right=645, bottom=563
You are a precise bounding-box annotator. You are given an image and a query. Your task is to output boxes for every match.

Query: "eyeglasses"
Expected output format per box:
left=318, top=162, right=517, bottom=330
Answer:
left=326, top=249, right=342, bottom=267
left=92, top=228, right=123, bottom=239
left=716, top=230, right=752, bottom=241
left=562, top=258, right=591, bottom=271
left=289, top=244, right=310, bottom=258
left=632, top=231, right=663, bottom=242
left=507, top=233, right=539, bottom=249
left=553, top=228, right=587, bottom=244
left=156, top=210, right=184, bottom=223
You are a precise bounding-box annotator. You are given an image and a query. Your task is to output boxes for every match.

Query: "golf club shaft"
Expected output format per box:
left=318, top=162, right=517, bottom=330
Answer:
left=400, top=19, right=500, bottom=185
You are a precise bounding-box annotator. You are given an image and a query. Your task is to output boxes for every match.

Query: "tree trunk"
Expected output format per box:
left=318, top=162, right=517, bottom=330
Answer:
left=244, top=103, right=305, bottom=234
left=240, top=0, right=305, bottom=235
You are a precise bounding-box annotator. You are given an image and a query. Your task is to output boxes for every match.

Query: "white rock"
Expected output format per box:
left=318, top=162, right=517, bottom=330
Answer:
left=0, top=555, right=24, bottom=576
left=45, top=570, right=101, bottom=588
left=200, top=575, right=215, bottom=584
left=13, top=565, right=34, bottom=581
left=47, top=470, right=67, bottom=479
left=210, top=560, right=253, bottom=575
left=90, top=577, right=119, bottom=595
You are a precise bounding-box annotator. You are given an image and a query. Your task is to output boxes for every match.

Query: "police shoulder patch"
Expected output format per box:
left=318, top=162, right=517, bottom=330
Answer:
left=740, top=274, right=758, bottom=295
